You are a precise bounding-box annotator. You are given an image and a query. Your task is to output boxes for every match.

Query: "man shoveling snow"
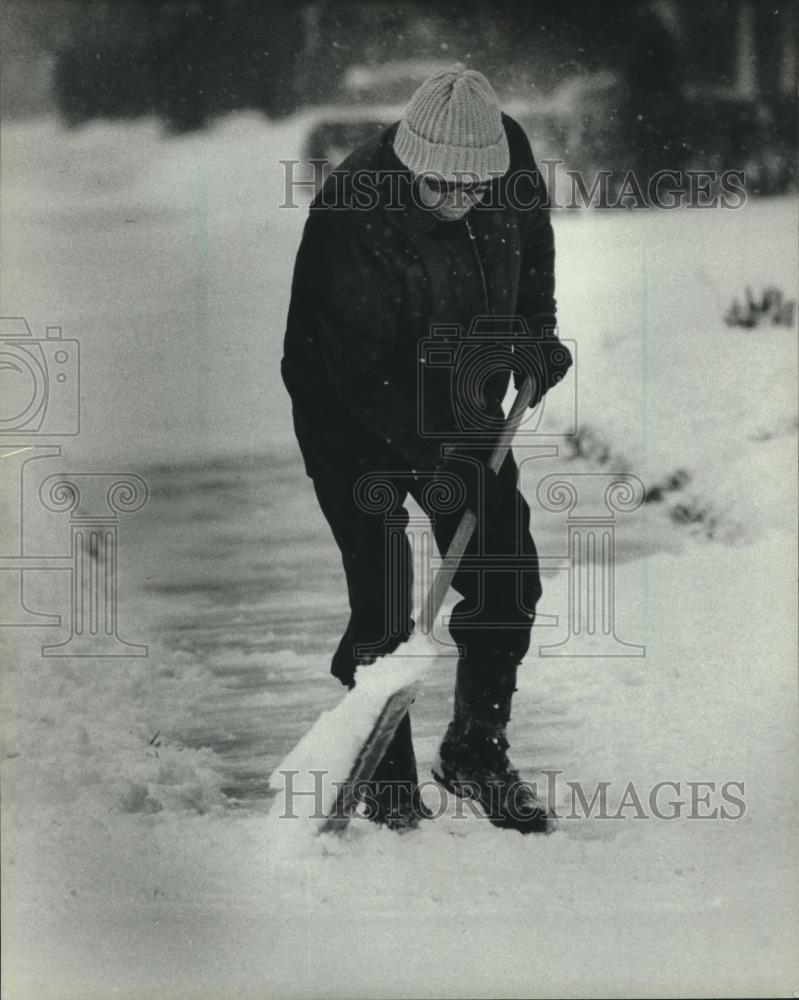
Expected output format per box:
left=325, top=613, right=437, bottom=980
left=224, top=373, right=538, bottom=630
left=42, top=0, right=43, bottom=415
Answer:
left=281, top=64, right=572, bottom=833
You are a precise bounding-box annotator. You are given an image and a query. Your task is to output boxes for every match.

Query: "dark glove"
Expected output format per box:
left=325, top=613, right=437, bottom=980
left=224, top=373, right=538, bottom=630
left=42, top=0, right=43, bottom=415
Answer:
left=511, top=329, right=572, bottom=408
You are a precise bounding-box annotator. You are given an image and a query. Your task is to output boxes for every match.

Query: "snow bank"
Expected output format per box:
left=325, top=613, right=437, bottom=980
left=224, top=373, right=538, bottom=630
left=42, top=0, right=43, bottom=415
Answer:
left=0, top=112, right=306, bottom=225
left=1, top=113, right=310, bottom=467
left=1, top=643, right=231, bottom=823
left=549, top=199, right=798, bottom=540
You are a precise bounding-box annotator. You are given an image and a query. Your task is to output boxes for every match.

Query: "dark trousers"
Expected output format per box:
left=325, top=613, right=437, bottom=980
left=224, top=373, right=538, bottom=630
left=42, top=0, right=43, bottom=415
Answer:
left=293, top=405, right=542, bottom=687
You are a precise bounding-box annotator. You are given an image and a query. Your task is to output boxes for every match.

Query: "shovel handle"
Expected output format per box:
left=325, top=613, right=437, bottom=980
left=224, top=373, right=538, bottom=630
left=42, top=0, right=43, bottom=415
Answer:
left=418, top=375, right=536, bottom=634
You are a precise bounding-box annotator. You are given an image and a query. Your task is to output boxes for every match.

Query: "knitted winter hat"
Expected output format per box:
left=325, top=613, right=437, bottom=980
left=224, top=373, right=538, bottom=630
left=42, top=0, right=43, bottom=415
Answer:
left=393, top=64, right=509, bottom=182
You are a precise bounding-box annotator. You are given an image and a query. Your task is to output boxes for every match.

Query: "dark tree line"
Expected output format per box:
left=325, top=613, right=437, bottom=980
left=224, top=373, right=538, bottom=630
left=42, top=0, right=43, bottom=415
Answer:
left=4, top=0, right=795, bottom=190
left=52, top=1, right=303, bottom=131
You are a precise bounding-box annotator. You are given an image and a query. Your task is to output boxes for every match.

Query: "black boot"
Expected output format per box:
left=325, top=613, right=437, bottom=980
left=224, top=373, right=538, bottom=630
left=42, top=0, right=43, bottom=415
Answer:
left=432, top=656, right=552, bottom=834
left=360, top=713, right=433, bottom=832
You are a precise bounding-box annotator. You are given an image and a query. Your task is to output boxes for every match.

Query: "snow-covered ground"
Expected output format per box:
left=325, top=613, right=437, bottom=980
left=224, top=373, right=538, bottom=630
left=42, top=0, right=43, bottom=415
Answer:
left=1, top=114, right=797, bottom=999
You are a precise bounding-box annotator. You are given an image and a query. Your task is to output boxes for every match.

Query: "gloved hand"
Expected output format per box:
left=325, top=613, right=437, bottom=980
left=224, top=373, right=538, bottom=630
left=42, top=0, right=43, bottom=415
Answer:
left=511, top=330, right=572, bottom=408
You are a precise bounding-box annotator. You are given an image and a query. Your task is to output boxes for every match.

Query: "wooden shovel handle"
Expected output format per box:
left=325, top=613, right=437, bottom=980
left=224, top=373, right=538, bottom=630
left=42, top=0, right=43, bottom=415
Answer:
left=418, top=375, right=536, bottom=634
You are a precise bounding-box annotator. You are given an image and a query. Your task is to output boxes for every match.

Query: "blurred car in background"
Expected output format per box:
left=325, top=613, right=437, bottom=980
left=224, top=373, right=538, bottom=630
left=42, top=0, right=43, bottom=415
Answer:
left=299, top=59, right=451, bottom=189
left=303, top=104, right=404, bottom=176
left=342, top=58, right=454, bottom=105
left=301, top=102, right=404, bottom=186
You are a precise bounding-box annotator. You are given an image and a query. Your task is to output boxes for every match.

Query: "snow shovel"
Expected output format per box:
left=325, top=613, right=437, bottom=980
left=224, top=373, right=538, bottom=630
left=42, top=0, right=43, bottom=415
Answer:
left=268, top=375, right=537, bottom=835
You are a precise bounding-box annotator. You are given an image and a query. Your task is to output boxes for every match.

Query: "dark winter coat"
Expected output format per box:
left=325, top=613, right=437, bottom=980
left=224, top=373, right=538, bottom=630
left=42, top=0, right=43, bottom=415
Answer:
left=281, top=115, right=572, bottom=472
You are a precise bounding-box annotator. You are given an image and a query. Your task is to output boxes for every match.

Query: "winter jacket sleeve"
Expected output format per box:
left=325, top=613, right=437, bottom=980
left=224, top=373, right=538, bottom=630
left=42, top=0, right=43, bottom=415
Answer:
left=293, top=206, right=431, bottom=468
left=504, top=115, right=573, bottom=405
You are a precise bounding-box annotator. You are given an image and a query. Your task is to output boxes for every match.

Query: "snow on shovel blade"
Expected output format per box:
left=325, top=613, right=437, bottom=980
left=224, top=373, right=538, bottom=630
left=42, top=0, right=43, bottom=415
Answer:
left=266, top=630, right=440, bottom=836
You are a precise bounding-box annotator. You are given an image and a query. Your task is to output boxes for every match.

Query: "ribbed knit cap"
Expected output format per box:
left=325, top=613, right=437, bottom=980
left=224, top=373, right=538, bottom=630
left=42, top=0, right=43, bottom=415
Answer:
left=393, top=64, right=509, bottom=182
